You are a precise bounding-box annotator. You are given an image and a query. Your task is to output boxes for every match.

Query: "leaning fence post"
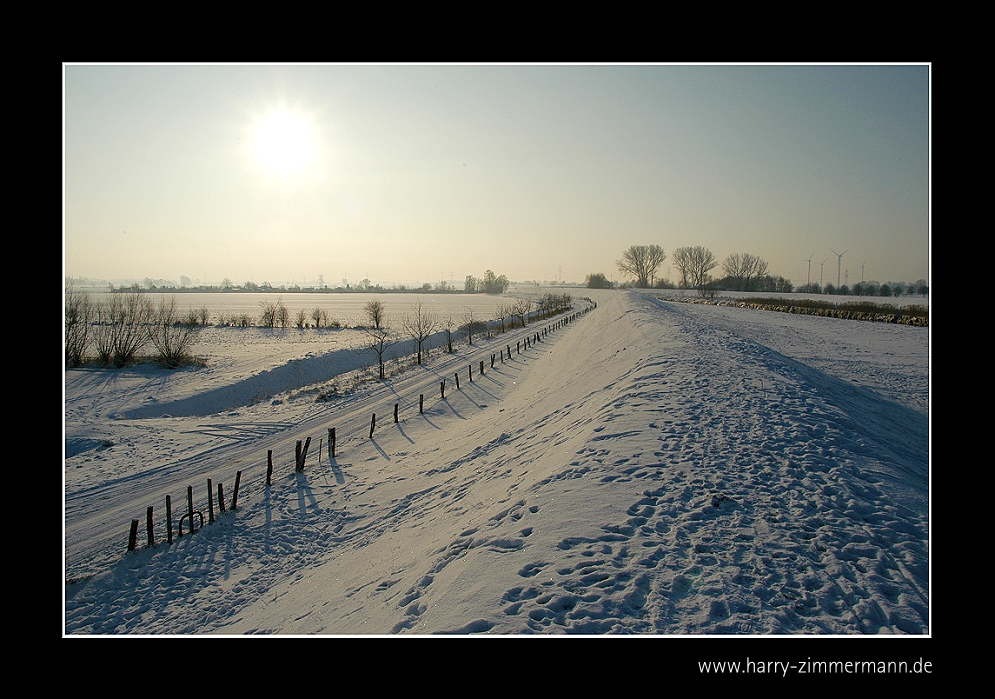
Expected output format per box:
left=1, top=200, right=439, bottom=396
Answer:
left=218, top=483, right=226, bottom=513
left=128, top=519, right=139, bottom=552
left=231, top=471, right=241, bottom=510
left=166, top=495, right=173, bottom=544
left=296, top=436, right=311, bottom=472
left=370, top=412, right=376, bottom=438
left=146, top=506, right=155, bottom=548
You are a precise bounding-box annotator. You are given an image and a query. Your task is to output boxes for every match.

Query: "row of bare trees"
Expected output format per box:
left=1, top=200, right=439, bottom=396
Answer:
left=359, top=293, right=571, bottom=381
left=613, top=245, right=789, bottom=296
left=65, top=285, right=200, bottom=368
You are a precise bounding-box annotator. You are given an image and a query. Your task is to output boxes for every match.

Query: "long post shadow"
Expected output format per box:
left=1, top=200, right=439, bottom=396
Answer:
left=327, top=455, right=345, bottom=484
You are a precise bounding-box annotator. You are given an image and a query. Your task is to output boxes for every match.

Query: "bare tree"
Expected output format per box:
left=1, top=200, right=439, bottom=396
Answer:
left=92, top=291, right=152, bottom=367
left=364, top=299, right=386, bottom=329
left=311, top=307, right=329, bottom=328
left=616, top=244, right=666, bottom=288
left=722, top=253, right=769, bottom=291
left=259, top=297, right=289, bottom=328
left=65, top=281, right=92, bottom=367
left=493, top=303, right=513, bottom=334
left=511, top=296, right=533, bottom=328
left=402, top=298, right=439, bottom=364
left=363, top=325, right=395, bottom=380
left=672, top=246, right=718, bottom=295
left=442, top=314, right=457, bottom=353
left=92, top=299, right=115, bottom=365
left=462, top=305, right=477, bottom=345
left=148, top=295, right=200, bottom=368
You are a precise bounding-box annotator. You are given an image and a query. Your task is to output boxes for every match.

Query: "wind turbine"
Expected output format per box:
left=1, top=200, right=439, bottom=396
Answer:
left=804, top=252, right=815, bottom=286
left=830, top=248, right=849, bottom=288
left=819, top=258, right=828, bottom=288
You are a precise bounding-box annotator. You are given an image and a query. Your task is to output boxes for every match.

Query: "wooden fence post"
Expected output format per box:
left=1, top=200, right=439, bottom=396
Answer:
left=419, top=394, right=424, bottom=413
left=166, top=495, right=173, bottom=544
left=370, top=413, right=376, bottom=438
left=296, top=437, right=311, bottom=472
left=441, top=380, right=446, bottom=399
left=469, top=365, right=473, bottom=382
left=267, top=449, right=274, bottom=486
left=208, top=478, right=215, bottom=523
left=455, top=372, right=460, bottom=390
left=187, top=485, right=196, bottom=534
left=218, top=482, right=226, bottom=513
left=128, top=519, right=139, bottom=552
left=328, top=428, right=335, bottom=458
left=231, top=471, right=241, bottom=510
left=480, top=360, right=485, bottom=375
left=146, top=506, right=155, bottom=548
left=394, top=403, right=399, bottom=423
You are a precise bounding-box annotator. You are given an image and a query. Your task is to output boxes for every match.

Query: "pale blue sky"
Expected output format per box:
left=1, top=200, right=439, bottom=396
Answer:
left=63, top=63, right=929, bottom=288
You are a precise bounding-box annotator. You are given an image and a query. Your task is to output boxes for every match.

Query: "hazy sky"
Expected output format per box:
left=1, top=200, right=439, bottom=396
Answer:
left=63, top=63, right=930, bottom=288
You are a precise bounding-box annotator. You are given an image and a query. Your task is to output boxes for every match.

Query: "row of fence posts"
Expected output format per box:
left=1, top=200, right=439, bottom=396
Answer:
left=357, top=304, right=591, bottom=441
left=127, top=471, right=242, bottom=552
left=126, top=302, right=597, bottom=553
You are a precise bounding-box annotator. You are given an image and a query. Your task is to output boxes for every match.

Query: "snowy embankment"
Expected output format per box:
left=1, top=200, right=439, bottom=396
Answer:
left=64, top=289, right=928, bottom=635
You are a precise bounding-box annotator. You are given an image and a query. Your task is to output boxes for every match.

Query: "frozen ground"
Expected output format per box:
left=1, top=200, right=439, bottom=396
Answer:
left=64, top=288, right=929, bottom=636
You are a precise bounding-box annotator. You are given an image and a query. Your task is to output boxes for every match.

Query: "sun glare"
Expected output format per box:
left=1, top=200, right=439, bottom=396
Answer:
left=251, top=109, right=317, bottom=176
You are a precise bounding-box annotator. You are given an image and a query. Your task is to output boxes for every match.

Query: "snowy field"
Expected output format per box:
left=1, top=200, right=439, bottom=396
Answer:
left=64, top=288, right=929, bottom=639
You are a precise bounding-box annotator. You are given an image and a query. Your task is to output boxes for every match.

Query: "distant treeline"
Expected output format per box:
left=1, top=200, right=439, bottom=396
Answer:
left=83, top=270, right=579, bottom=295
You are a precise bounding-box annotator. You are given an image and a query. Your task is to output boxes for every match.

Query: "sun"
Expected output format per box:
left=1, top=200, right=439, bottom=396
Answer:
left=251, top=109, right=318, bottom=176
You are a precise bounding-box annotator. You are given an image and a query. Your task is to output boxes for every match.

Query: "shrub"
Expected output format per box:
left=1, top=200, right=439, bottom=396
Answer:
left=311, top=307, right=329, bottom=328
left=65, top=283, right=92, bottom=367
left=91, top=292, right=152, bottom=367
left=148, top=296, right=200, bottom=368
left=260, top=297, right=289, bottom=328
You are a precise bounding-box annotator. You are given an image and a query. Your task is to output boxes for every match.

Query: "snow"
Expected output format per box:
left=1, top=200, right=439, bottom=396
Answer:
left=64, top=288, right=929, bottom=639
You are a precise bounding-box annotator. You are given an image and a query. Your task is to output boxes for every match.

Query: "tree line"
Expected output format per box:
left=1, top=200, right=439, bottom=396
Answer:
left=463, top=270, right=511, bottom=294
left=85, top=272, right=517, bottom=296
left=585, top=245, right=927, bottom=297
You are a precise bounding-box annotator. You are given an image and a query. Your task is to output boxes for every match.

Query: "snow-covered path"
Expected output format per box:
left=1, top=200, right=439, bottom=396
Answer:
left=64, top=289, right=928, bottom=635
